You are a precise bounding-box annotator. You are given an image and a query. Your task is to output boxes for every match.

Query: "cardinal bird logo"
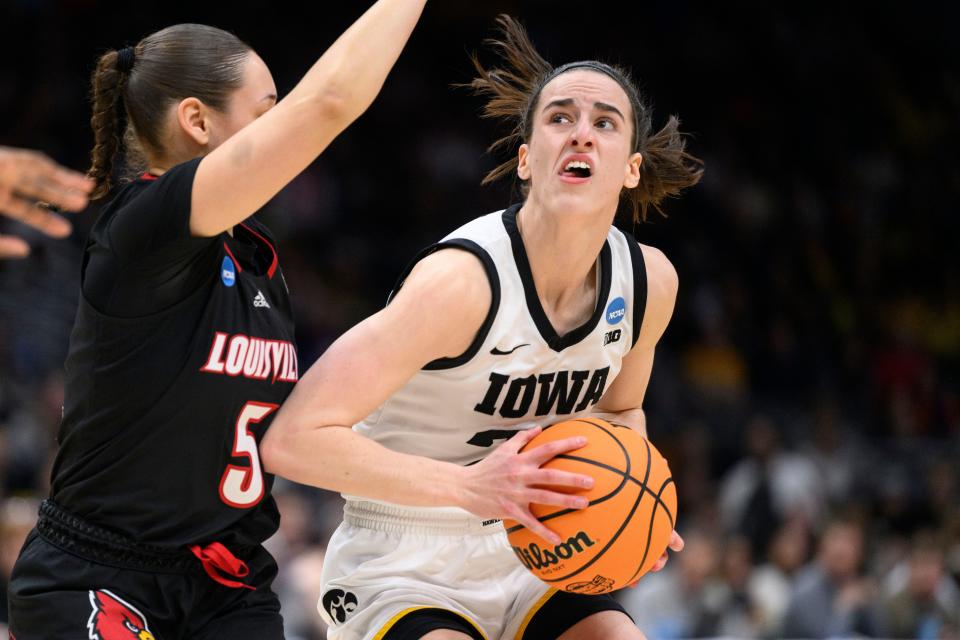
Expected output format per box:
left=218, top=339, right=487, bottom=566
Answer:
left=87, top=590, right=156, bottom=640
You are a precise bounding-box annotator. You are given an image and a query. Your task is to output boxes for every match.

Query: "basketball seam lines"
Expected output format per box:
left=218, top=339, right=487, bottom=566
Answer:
left=627, top=475, right=676, bottom=585
left=548, top=454, right=672, bottom=515
left=528, top=425, right=651, bottom=586
left=504, top=419, right=631, bottom=534
left=507, top=419, right=676, bottom=592
left=537, top=437, right=650, bottom=585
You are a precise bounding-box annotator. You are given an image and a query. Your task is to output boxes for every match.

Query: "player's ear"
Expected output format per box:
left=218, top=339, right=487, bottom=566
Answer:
left=623, top=152, right=642, bottom=189
left=176, top=97, right=211, bottom=147
left=517, top=144, right=531, bottom=181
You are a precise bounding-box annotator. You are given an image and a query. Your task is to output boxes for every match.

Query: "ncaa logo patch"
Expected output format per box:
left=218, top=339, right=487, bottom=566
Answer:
left=606, top=297, right=626, bottom=325
left=221, top=256, right=236, bottom=287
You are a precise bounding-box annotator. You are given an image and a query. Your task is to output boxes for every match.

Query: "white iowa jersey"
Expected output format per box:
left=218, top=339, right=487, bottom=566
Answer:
left=354, top=204, right=647, bottom=467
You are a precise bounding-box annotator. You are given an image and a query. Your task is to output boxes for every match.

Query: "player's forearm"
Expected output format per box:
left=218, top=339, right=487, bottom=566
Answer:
left=286, top=0, right=427, bottom=124
left=590, top=407, right=647, bottom=437
left=261, top=424, right=466, bottom=507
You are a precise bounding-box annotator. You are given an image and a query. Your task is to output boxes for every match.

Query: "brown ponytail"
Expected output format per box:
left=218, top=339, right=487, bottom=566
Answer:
left=88, top=49, right=129, bottom=199
left=87, top=24, right=251, bottom=200
left=633, top=116, right=703, bottom=222
left=462, top=15, right=551, bottom=187
left=467, top=15, right=703, bottom=223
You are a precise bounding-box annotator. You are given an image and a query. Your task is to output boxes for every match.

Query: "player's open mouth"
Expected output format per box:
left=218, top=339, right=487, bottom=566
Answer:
left=561, top=159, right=592, bottom=178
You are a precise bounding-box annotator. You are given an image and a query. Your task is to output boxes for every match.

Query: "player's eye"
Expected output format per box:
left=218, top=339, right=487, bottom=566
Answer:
left=595, top=118, right=615, bottom=130
left=550, top=112, right=572, bottom=124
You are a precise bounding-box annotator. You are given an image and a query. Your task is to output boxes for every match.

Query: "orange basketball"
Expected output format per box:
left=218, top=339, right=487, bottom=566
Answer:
left=504, top=418, right=677, bottom=594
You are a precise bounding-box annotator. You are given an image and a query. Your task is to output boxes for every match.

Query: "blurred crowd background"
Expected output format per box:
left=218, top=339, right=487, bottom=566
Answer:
left=1, top=1, right=958, bottom=638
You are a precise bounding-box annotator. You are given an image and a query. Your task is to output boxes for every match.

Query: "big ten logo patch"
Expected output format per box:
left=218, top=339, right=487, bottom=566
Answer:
left=604, top=329, right=622, bottom=346
left=322, top=588, right=358, bottom=624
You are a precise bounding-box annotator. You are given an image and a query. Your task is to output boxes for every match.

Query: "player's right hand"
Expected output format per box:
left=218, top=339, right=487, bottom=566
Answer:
left=458, top=426, right=594, bottom=545
left=0, top=146, right=93, bottom=258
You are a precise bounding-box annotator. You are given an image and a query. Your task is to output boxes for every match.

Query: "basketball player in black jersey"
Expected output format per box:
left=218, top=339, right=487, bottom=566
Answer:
left=6, top=2, right=427, bottom=638
left=262, top=16, right=702, bottom=640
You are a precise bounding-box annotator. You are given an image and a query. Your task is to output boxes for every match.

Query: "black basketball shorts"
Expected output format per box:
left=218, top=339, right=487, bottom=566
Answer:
left=7, top=501, right=283, bottom=640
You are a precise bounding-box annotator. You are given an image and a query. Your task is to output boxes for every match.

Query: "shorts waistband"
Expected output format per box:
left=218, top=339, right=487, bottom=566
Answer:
left=36, top=500, right=195, bottom=572
left=343, top=500, right=505, bottom=536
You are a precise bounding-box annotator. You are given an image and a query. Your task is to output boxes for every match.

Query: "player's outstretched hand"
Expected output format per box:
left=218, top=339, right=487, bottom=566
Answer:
left=460, top=426, right=594, bottom=545
left=0, top=146, right=93, bottom=258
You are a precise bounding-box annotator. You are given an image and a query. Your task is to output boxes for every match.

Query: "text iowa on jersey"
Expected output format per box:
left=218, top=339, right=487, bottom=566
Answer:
left=200, top=331, right=299, bottom=383
left=474, top=367, right=609, bottom=418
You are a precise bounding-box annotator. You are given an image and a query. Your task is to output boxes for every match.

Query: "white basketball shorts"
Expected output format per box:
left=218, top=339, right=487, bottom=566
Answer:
left=318, top=500, right=559, bottom=640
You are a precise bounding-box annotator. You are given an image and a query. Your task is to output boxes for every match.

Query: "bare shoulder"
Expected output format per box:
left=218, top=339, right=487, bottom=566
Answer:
left=639, top=243, right=679, bottom=302
left=635, top=243, right=679, bottom=349
left=400, top=246, right=491, bottom=307
left=386, top=245, right=493, bottom=358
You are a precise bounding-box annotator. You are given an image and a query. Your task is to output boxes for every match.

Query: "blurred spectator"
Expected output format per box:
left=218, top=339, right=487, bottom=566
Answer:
left=804, top=398, right=861, bottom=507
left=713, top=535, right=761, bottom=637
left=0, top=497, right=40, bottom=631
left=719, top=414, right=823, bottom=559
left=619, top=530, right=728, bottom=638
left=878, top=532, right=960, bottom=639
left=782, top=518, right=882, bottom=638
left=281, top=546, right=329, bottom=640
left=748, top=517, right=812, bottom=637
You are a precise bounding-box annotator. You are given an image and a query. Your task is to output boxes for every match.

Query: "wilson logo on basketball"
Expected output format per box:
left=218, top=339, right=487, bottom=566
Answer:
left=511, top=530, right=597, bottom=573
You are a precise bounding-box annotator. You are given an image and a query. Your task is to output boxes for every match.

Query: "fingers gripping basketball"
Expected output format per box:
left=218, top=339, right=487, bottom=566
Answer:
left=504, top=418, right=677, bottom=594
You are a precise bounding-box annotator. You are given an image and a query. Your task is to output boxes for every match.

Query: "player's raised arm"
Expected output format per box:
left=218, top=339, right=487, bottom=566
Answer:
left=260, top=248, right=594, bottom=545
left=189, top=0, right=427, bottom=236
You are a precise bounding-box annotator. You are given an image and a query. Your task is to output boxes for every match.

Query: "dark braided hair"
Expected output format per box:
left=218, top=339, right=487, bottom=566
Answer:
left=465, top=15, right=703, bottom=223
left=88, top=49, right=129, bottom=200
left=88, top=24, right=251, bottom=199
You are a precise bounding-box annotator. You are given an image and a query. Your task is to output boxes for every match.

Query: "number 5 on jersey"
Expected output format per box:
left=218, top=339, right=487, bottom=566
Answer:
left=220, top=401, right=278, bottom=508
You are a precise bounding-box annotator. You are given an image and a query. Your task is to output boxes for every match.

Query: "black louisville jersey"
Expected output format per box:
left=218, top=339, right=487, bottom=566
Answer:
left=50, top=159, right=297, bottom=549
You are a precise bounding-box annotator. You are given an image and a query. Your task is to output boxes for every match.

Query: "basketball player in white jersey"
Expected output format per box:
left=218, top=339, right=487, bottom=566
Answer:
left=262, top=15, right=703, bottom=640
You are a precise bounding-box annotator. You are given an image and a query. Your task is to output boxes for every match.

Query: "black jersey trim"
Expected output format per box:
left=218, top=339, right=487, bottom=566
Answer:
left=222, top=242, right=243, bottom=273
left=238, top=222, right=278, bottom=279
left=624, top=231, right=648, bottom=349
left=501, top=204, right=612, bottom=352
left=387, top=238, right=500, bottom=371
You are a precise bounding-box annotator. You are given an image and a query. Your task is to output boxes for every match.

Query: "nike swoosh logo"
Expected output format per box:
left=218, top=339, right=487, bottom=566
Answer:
left=490, top=343, right=530, bottom=356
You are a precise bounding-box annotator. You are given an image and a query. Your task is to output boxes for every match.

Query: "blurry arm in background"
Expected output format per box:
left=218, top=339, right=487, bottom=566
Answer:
left=0, top=146, right=93, bottom=258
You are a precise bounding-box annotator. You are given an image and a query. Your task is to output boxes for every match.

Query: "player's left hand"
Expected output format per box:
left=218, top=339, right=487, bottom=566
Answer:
left=628, top=530, right=683, bottom=588
left=650, top=530, right=684, bottom=572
